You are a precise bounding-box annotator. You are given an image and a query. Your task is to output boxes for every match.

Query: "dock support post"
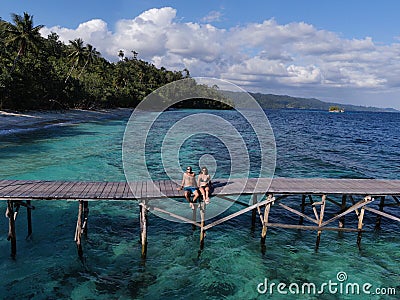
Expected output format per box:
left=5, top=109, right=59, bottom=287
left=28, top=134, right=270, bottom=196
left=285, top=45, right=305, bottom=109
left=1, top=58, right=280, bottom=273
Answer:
left=357, top=207, right=366, bottom=249
left=261, top=194, right=273, bottom=247
left=192, top=203, right=197, bottom=231
left=315, top=195, right=326, bottom=251
left=375, top=196, right=385, bottom=230
left=299, top=194, right=306, bottom=225
left=74, top=200, right=84, bottom=258
left=200, top=200, right=206, bottom=250
left=139, top=201, right=148, bottom=259
left=26, top=200, right=32, bottom=239
left=338, top=195, right=347, bottom=229
left=82, top=201, right=89, bottom=237
left=6, top=201, right=17, bottom=258
left=251, top=194, right=258, bottom=230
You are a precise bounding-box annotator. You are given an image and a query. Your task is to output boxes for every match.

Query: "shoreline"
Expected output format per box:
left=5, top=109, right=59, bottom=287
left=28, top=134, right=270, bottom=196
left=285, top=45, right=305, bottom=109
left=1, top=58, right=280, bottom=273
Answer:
left=0, top=108, right=133, bottom=135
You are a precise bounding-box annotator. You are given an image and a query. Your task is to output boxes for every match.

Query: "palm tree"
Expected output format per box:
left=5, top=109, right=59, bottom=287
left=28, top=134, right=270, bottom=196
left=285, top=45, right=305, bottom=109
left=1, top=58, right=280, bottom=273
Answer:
left=65, top=38, right=86, bottom=83
left=182, top=68, right=190, bottom=78
left=3, top=12, right=44, bottom=74
left=78, top=43, right=100, bottom=78
left=118, top=49, right=124, bottom=61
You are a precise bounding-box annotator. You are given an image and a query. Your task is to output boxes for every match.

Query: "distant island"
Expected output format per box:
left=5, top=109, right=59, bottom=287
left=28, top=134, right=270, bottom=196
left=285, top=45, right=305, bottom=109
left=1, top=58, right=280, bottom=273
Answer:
left=328, top=105, right=345, bottom=113
left=250, top=93, right=397, bottom=112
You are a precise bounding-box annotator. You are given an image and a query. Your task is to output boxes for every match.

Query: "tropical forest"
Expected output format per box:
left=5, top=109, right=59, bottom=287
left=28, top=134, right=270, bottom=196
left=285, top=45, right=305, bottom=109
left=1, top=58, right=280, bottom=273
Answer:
left=0, top=12, right=205, bottom=110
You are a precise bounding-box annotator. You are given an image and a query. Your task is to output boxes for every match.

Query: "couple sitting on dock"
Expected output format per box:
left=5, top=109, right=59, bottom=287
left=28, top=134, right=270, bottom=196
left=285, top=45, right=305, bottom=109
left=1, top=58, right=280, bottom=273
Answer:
left=177, top=166, right=212, bottom=209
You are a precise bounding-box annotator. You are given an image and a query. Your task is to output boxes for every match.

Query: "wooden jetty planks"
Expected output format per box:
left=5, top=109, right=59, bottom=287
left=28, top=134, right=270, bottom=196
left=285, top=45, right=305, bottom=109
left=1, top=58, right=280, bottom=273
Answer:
left=268, top=178, right=400, bottom=195
left=140, top=181, right=147, bottom=200
left=41, top=181, right=67, bottom=198
left=103, top=182, right=120, bottom=199
left=11, top=180, right=45, bottom=198
left=23, top=181, right=57, bottom=198
left=154, top=180, right=167, bottom=198
left=76, top=181, right=98, bottom=199
left=213, top=178, right=245, bottom=195
left=1, top=177, right=399, bottom=259
left=131, top=181, right=142, bottom=199
left=0, top=180, right=19, bottom=193
left=0, top=180, right=28, bottom=197
left=114, top=181, right=128, bottom=199
left=78, top=181, right=100, bottom=199
left=144, top=181, right=158, bottom=199
left=1, top=178, right=400, bottom=200
left=99, top=182, right=117, bottom=199
left=47, top=181, right=74, bottom=199
left=64, top=181, right=86, bottom=198
left=268, top=178, right=307, bottom=194
left=164, top=179, right=180, bottom=197
left=56, top=181, right=80, bottom=199
left=171, top=180, right=182, bottom=197
left=92, top=182, right=110, bottom=199
left=2, top=180, right=36, bottom=198
left=123, top=182, right=135, bottom=199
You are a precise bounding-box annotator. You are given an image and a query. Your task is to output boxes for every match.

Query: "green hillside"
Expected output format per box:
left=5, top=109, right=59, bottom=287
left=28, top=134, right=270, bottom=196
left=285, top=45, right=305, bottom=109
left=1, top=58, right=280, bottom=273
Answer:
left=221, top=91, right=397, bottom=112
left=250, top=93, right=398, bottom=112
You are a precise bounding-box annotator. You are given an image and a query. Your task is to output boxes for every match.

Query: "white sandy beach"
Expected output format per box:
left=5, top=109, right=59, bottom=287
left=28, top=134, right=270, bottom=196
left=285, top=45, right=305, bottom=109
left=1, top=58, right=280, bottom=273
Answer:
left=0, top=108, right=133, bottom=134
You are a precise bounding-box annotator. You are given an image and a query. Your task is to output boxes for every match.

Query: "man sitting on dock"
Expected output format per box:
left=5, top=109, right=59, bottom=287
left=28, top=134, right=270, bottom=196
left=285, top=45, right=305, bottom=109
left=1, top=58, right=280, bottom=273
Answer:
left=177, top=166, right=200, bottom=209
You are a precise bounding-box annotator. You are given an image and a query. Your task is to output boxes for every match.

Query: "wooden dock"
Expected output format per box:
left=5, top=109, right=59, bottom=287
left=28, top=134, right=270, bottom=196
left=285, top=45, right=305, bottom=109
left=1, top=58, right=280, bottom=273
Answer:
left=1, top=178, right=400, bottom=258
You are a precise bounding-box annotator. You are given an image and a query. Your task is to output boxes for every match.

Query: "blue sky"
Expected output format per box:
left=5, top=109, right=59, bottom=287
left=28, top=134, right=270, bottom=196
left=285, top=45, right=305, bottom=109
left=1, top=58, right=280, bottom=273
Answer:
left=2, top=0, right=400, bottom=109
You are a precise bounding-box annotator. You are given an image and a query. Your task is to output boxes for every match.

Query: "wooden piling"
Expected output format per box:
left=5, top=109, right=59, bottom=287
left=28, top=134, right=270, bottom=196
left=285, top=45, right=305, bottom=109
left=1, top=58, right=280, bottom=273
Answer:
left=299, top=194, right=306, bottom=225
left=375, top=196, right=385, bottom=230
left=13, top=201, right=21, bottom=221
left=338, top=195, right=347, bottom=228
left=199, top=200, right=206, bottom=250
left=357, top=207, right=366, bottom=249
left=139, top=201, right=148, bottom=259
left=74, top=200, right=84, bottom=257
left=82, top=201, right=89, bottom=237
left=192, top=203, right=197, bottom=231
left=6, top=201, right=17, bottom=258
left=261, top=194, right=273, bottom=245
left=315, top=195, right=326, bottom=251
left=309, top=195, right=319, bottom=221
left=26, top=200, right=32, bottom=239
left=251, top=194, right=258, bottom=230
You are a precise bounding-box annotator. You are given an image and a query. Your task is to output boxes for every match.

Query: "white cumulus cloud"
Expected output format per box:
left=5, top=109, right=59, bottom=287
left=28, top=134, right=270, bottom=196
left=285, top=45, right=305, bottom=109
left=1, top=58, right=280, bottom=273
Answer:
left=40, top=6, right=400, bottom=108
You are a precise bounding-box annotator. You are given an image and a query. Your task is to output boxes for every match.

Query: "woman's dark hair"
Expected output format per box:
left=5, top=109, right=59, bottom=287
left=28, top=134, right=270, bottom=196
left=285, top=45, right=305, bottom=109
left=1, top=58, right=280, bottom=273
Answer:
left=201, top=167, right=208, bottom=175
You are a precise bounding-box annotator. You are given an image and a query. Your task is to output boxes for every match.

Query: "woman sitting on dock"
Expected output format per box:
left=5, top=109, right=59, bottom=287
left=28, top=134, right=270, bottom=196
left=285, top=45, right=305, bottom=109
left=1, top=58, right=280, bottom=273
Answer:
left=177, top=166, right=200, bottom=209
left=198, top=166, right=212, bottom=204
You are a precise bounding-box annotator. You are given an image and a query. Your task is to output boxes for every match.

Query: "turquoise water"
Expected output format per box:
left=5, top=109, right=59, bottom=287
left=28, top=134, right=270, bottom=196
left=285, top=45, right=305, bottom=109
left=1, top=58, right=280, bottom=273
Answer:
left=0, top=110, right=399, bottom=299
